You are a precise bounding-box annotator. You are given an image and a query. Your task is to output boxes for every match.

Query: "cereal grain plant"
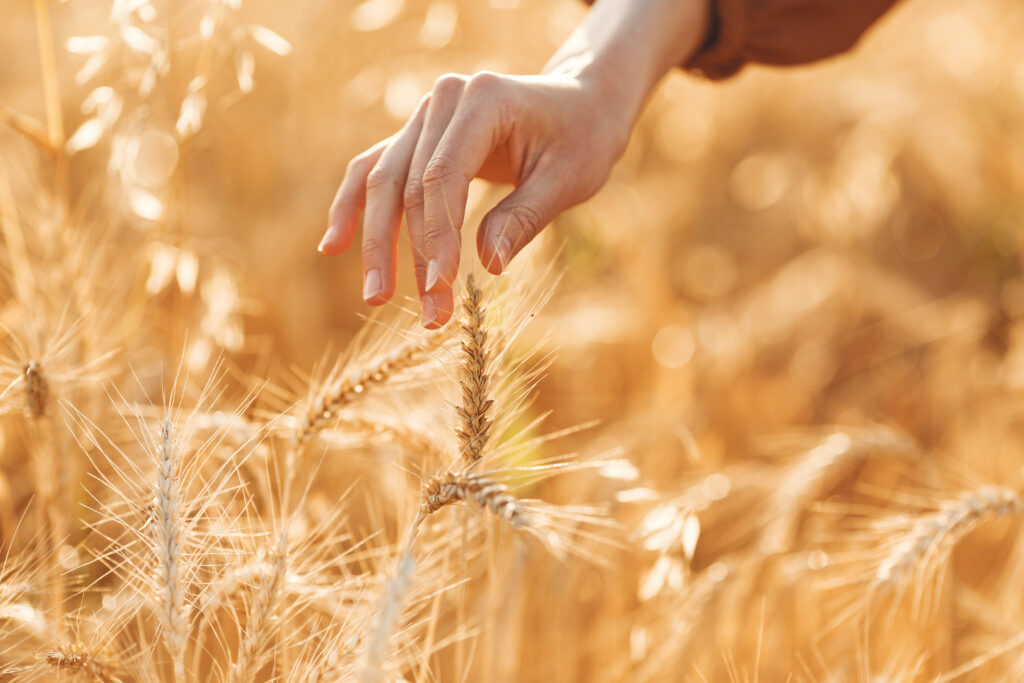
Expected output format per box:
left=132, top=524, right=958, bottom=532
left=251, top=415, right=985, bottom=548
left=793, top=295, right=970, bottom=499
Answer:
left=2, top=0, right=1024, bottom=681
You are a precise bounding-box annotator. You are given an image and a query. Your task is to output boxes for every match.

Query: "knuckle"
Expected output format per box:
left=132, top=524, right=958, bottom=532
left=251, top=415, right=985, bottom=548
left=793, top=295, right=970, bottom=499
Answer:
left=466, top=70, right=503, bottom=97
left=362, top=236, right=386, bottom=257
left=422, top=154, right=457, bottom=189
left=365, top=164, right=399, bottom=193
left=432, top=73, right=466, bottom=98
left=403, top=176, right=425, bottom=209
left=347, top=153, right=371, bottom=176
left=422, top=219, right=449, bottom=248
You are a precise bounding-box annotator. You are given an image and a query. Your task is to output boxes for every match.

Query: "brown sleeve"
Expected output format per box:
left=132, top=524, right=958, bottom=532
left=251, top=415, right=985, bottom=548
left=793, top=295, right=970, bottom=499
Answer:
left=688, top=0, right=903, bottom=79
left=579, top=0, right=903, bottom=80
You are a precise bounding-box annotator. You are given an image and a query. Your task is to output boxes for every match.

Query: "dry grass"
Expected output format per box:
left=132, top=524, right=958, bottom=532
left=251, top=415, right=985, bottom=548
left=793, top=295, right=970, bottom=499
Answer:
left=0, top=0, right=1023, bottom=680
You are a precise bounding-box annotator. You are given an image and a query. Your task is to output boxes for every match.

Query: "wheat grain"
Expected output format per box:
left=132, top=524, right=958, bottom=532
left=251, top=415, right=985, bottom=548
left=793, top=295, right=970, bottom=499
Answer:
left=22, top=361, right=47, bottom=419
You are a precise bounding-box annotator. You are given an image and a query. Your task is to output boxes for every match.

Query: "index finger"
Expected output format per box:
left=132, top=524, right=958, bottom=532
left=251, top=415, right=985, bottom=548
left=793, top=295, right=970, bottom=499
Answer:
left=420, top=72, right=514, bottom=295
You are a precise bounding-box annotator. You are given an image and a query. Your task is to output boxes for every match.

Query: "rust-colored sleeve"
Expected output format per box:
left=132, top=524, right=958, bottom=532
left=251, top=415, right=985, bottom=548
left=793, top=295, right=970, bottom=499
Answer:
left=579, top=0, right=903, bottom=80
left=688, top=0, right=903, bottom=79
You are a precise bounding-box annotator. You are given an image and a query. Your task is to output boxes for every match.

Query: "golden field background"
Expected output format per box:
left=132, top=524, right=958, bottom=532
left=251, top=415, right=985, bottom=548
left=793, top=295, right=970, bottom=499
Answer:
left=1, top=0, right=1024, bottom=680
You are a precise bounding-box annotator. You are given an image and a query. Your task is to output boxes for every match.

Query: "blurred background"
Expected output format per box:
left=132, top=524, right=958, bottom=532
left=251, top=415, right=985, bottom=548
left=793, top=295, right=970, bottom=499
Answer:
left=2, top=0, right=1024, bottom=679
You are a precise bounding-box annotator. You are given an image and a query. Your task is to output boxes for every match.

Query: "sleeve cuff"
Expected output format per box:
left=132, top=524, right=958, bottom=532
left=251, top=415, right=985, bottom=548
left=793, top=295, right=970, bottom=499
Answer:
left=685, top=0, right=751, bottom=81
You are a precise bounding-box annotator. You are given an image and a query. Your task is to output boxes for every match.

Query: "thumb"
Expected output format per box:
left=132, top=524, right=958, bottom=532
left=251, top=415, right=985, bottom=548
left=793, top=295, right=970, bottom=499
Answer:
left=476, top=168, right=568, bottom=275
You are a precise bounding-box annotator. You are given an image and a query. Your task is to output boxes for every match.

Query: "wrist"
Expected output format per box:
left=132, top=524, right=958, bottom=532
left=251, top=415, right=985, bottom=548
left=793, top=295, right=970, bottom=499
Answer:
left=544, top=0, right=710, bottom=133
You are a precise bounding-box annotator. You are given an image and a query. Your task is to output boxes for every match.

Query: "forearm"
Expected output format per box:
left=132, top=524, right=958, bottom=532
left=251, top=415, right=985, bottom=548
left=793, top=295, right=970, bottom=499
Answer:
left=543, top=0, right=710, bottom=133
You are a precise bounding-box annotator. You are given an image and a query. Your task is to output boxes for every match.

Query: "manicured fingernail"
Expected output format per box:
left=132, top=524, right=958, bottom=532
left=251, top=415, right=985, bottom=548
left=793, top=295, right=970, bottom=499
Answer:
left=494, top=235, right=512, bottom=271
left=425, top=259, right=440, bottom=291
left=421, top=296, right=437, bottom=327
left=363, top=269, right=382, bottom=301
left=317, top=232, right=331, bottom=253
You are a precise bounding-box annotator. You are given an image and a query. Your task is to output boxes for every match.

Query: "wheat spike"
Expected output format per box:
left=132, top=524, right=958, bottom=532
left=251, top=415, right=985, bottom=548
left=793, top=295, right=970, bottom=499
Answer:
left=154, top=417, right=188, bottom=683
left=42, top=642, right=121, bottom=682
left=359, top=550, right=415, bottom=683
left=456, top=275, right=493, bottom=465
left=229, top=528, right=289, bottom=683
left=297, top=330, right=448, bottom=444
left=422, top=470, right=529, bottom=529
left=874, top=486, right=1024, bottom=589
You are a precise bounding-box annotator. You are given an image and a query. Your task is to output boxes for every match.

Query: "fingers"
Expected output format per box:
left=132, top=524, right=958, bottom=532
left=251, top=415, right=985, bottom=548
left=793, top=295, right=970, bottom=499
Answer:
left=405, top=74, right=466, bottom=327
left=320, top=140, right=388, bottom=255
left=359, top=97, right=430, bottom=304
left=420, top=289, right=454, bottom=330
left=422, top=72, right=513, bottom=296
left=477, top=163, right=567, bottom=275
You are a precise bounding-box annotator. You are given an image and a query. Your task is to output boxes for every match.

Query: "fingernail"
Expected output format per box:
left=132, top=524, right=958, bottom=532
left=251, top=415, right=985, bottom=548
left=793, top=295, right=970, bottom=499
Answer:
left=425, top=259, right=440, bottom=291
left=494, top=235, right=512, bottom=271
left=317, top=226, right=335, bottom=253
left=421, top=296, right=437, bottom=327
left=363, top=269, right=382, bottom=301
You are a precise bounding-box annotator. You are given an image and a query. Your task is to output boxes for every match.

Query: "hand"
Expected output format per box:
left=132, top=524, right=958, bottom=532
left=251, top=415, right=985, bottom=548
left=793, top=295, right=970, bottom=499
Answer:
left=318, top=70, right=630, bottom=328
left=319, top=0, right=710, bottom=327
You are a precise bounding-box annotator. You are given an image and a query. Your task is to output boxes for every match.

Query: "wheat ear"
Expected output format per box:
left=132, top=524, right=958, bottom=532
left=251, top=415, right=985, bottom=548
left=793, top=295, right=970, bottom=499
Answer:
left=297, top=330, right=448, bottom=444
left=42, top=642, right=121, bottom=682
left=456, top=275, right=493, bottom=466
left=359, top=550, right=415, bottom=683
left=421, top=470, right=530, bottom=529
left=228, top=528, right=288, bottom=683
left=874, top=486, right=1023, bottom=589
left=154, top=417, right=187, bottom=683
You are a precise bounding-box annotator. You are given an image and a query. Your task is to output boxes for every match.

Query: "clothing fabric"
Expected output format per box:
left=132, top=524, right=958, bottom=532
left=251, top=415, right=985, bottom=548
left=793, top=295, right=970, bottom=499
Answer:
left=586, top=0, right=903, bottom=80
left=690, top=0, right=903, bottom=79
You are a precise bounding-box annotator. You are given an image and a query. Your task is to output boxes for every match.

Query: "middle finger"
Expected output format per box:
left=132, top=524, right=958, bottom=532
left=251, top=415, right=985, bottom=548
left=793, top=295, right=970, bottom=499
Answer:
left=404, top=75, right=466, bottom=326
left=360, top=95, right=431, bottom=305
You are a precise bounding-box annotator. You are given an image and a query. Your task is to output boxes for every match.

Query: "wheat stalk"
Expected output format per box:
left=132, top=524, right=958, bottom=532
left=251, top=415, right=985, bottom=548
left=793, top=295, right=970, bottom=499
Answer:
left=0, top=105, right=54, bottom=155
left=456, top=275, right=493, bottom=466
left=32, top=0, right=68, bottom=213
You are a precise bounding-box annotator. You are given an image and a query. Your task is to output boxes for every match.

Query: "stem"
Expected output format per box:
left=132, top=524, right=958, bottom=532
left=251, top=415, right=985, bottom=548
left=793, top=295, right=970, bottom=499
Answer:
left=32, top=0, right=69, bottom=217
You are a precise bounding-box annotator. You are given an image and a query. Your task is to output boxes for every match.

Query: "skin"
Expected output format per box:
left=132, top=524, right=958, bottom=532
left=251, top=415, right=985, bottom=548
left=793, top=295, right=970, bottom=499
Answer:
left=319, top=0, right=711, bottom=327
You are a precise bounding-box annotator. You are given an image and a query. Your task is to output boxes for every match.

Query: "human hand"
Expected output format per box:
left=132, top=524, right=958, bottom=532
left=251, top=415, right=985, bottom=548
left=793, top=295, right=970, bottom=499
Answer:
left=318, top=71, right=631, bottom=328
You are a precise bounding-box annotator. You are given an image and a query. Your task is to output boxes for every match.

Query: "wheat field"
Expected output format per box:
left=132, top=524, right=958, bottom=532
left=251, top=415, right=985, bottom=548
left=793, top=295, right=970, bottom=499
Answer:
left=1, top=0, right=1024, bottom=680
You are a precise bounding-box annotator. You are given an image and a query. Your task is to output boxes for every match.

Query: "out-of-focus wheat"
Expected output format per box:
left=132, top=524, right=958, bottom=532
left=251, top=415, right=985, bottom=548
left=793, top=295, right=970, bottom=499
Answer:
left=1, top=0, right=1023, bottom=680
